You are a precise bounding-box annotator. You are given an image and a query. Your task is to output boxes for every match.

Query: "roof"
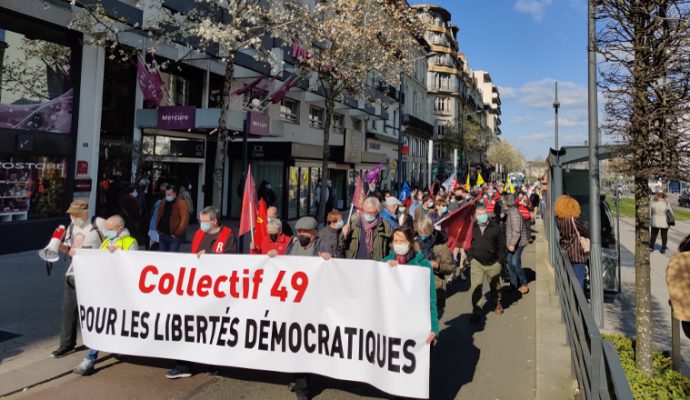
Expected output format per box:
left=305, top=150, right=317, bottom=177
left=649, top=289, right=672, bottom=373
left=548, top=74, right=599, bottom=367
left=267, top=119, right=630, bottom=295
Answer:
left=412, top=4, right=452, bottom=21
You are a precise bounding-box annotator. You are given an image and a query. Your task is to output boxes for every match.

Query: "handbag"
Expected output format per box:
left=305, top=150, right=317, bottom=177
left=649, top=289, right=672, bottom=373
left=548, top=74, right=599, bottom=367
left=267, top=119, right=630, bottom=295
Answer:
left=572, top=217, right=591, bottom=254
left=666, top=201, right=676, bottom=226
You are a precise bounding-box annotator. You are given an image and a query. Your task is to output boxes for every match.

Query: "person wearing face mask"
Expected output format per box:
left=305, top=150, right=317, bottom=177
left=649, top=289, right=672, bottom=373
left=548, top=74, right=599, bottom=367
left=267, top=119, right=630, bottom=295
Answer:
left=258, top=180, right=277, bottom=207
left=50, top=200, right=106, bottom=359
left=415, top=216, right=452, bottom=317
left=339, top=197, right=392, bottom=261
left=318, top=211, right=345, bottom=257
left=118, top=183, right=145, bottom=247
left=73, top=215, right=137, bottom=376
left=429, top=199, right=448, bottom=224
left=381, top=197, right=402, bottom=229
left=155, top=184, right=190, bottom=252
left=267, top=206, right=294, bottom=237
left=467, top=204, right=507, bottom=323
left=286, top=217, right=331, bottom=257
left=414, top=194, right=434, bottom=222
left=504, top=194, right=530, bottom=295
left=398, top=202, right=414, bottom=230
left=409, top=191, right=424, bottom=221
left=251, top=218, right=292, bottom=256
left=382, top=226, right=439, bottom=344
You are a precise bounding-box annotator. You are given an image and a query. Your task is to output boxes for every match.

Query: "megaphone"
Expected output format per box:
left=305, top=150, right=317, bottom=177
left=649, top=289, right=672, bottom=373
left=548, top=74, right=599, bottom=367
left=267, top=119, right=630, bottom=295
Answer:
left=38, top=225, right=66, bottom=263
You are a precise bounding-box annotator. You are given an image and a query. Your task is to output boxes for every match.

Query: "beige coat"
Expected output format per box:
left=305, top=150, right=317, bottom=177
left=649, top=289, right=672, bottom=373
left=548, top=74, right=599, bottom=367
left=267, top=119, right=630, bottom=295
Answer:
left=667, top=252, right=690, bottom=322
left=650, top=199, right=671, bottom=229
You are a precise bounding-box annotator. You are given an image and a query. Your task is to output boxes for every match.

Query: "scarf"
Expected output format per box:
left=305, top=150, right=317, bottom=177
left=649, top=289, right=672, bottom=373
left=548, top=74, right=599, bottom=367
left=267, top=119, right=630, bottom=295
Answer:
left=396, top=248, right=416, bottom=265
left=361, top=216, right=380, bottom=253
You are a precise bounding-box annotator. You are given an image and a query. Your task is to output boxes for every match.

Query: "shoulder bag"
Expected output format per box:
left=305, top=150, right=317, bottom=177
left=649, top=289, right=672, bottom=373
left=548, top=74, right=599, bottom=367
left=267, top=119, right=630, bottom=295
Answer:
left=572, top=217, right=591, bottom=254
left=666, top=201, right=676, bottom=226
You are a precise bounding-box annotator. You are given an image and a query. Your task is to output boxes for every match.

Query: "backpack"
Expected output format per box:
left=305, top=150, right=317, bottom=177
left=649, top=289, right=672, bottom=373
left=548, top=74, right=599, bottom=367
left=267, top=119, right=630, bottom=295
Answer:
left=67, top=216, right=104, bottom=244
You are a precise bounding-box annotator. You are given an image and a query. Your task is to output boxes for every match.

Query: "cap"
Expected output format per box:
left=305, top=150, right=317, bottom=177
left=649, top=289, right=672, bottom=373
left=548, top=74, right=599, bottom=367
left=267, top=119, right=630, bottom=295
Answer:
left=383, top=197, right=402, bottom=207
left=66, top=200, right=88, bottom=214
left=295, top=216, right=318, bottom=231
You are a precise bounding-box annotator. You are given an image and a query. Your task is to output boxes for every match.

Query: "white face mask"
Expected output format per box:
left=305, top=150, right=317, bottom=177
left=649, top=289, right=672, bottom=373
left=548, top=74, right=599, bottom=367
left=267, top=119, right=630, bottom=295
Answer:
left=334, top=220, right=344, bottom=229
left=393, top=242, right=411, bottom=255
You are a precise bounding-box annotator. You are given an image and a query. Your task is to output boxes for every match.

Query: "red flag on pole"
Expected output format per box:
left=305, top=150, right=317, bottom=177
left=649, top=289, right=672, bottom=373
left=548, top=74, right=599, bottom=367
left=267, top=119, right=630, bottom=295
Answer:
left=439, top=196, right=481, bottom=250
left=254, top=199, right=268, bottom=246
left=353, top=176, right=366, bottom=210
left=239, top=165, right=258, bottom=237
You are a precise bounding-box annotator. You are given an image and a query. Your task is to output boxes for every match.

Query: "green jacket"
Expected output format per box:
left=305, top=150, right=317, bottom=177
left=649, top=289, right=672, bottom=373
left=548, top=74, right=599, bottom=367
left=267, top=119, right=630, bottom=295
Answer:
left=339, top=219, right=392, bottom=261
left=382, top=251, right=440, bottom=334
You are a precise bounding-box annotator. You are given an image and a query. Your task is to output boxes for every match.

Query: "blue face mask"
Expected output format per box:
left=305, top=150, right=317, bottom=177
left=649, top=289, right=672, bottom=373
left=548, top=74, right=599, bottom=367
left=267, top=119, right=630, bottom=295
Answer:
left=363, top=214, right=376, bottom=223
left=165, top=195, right=174, bottom=202
left=441, top=206, right=448, bottom=214
left=476, top=214, right=489, bottom=224
left=419, top=234, right=430, bottom=240
left=200, top=222, right=212, bottom=232
left=104, top=230, right=118, bottom=240
left=335, top=220, right=344, bottom=229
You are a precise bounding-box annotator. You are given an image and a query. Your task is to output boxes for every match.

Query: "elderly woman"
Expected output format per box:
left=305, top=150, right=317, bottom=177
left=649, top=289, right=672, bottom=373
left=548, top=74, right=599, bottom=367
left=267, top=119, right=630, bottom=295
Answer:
left=554, top=194, right=590, bottom=289
left=415, top=216, right=452, bottom=316
left=250, top=219, right=291, bottom=256
left=650, top=191, right=673, bottom=253
left=339, top=196, right=392, bottom=260
left=318, top=210, right=344, bottom=258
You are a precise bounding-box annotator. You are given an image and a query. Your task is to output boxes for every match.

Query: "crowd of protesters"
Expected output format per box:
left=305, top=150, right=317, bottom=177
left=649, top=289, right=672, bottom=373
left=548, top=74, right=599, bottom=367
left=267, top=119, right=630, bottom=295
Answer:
left=51, top=172, right=544, bottom=400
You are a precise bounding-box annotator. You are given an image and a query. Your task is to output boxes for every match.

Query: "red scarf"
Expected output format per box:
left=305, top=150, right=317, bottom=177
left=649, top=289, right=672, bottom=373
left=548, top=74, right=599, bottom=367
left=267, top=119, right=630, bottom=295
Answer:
left=361, top=216, right=379, bottom=253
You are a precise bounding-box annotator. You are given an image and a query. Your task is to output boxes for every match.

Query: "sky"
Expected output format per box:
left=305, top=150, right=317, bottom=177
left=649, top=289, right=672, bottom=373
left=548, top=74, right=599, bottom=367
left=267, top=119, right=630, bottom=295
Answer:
left=410, top=0, right=592, bottom=161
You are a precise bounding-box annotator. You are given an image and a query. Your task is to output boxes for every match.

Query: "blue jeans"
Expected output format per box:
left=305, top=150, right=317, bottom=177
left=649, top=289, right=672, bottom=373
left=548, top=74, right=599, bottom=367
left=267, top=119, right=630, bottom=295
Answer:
left=572, top=263, right=587, bottom=290
left=86, top=349, right=99, bottom=363
left=506, top=245, right=528, bottom=287
left=158, top=234, right=182, bottom=252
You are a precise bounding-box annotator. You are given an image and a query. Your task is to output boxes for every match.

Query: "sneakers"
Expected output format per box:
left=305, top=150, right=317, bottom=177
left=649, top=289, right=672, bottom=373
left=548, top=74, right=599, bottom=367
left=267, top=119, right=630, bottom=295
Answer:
left=50, top=346, right=75, bottom=358
left=73, top=359, right=94, bottom=376
left=660, top=247, right=667, bottom=254
left=165, top=368, right=192, bottom=379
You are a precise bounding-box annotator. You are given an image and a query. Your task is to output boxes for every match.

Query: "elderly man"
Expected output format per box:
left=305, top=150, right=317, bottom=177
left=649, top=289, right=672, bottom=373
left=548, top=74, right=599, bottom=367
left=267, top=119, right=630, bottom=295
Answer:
left=51, top=200, right=106, bottom=359
left=381, top=197, right=401, bottom=229
left=467, top=204, right=506, bottom=323
left=166, top=206, right=235, bottom=379
left=339, top=197, right=392, bottom=260
left=73, top=215, right=137, bottom=376
left=286, top=217, right=331, bottom=257
left=267, top=206, right=293, bottom=237
left=251, top=219, right=292, bottom=256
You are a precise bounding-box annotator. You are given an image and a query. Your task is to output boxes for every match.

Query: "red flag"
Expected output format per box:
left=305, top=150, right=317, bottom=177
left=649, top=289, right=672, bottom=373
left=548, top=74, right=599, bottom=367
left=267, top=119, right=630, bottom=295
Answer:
left=136, top=55, right=165, bottom=106
left=353, top=176, right=366, bottom=210
left=239, top=165, right=258, bottom=237
left=253, top=199, right=268, bottom=246
left=439, top=195, right=481, bottom=250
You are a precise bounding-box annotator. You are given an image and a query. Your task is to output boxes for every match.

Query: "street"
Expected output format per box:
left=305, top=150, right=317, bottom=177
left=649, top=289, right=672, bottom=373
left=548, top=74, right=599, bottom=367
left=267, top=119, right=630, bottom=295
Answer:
left=1, top=241, right=539, bottom=400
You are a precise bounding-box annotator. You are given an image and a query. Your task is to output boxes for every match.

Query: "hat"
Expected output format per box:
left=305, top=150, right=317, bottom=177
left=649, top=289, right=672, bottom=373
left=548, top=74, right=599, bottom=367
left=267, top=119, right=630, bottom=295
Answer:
left=295, top=216, right=318, bottom=231
left=383, top=197, right=402, bottom=207
left=66, top=200, right=88, bottom=214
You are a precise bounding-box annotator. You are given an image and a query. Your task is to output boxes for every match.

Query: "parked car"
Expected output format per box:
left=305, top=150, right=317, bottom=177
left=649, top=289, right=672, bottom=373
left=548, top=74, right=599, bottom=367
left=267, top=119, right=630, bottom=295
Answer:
left=679, top=191, right=690, bottom=207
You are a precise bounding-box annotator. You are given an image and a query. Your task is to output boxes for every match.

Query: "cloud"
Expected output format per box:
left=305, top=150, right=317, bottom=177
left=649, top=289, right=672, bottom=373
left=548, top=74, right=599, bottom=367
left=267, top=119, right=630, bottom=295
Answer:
left=498, top=86, right=517, bottom=99
left=515, top=0, right=552, bottom=22
left=518, top=132, right=552, bottom=141
left=562, top=133, right=587, bottom=144
left=517, top=78, right=587, bottom=109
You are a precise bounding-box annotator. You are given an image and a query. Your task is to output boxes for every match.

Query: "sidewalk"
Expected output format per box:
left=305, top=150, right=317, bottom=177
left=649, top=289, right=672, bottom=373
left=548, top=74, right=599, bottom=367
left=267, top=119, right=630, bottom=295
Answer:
left=603, top=216, right=690, bottom=375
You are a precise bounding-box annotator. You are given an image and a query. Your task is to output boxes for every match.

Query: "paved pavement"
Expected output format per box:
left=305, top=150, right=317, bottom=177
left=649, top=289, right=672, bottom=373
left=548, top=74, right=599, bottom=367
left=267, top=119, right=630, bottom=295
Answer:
left=603, top=216, right=690, bottom=374
left=0, top=228, right=552, bottom=399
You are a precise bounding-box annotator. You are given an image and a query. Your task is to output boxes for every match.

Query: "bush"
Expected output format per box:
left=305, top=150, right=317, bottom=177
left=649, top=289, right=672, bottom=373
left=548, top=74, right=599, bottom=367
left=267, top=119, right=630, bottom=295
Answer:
left=603, top=333, right=690, bottom=399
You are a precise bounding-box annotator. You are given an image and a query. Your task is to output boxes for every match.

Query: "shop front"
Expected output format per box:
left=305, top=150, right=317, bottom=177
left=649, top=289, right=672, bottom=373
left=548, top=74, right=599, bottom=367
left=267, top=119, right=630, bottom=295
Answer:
left=0, top=12, right=81, bottom=253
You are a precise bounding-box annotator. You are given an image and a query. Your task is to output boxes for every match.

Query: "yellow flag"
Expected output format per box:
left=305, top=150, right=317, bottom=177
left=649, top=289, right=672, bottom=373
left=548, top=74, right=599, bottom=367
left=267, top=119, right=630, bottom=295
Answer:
left=476, top=172, right=485, bottom=187
left=505, top=176, right=511, bottom=189
left=465, top=173, right=470, bottom=190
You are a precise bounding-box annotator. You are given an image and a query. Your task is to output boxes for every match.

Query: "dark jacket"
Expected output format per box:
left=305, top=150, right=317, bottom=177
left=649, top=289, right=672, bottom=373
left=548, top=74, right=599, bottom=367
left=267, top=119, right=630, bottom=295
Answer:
left=467, top=221, right=506, bottom=266
left=318, top=226, right=342, bottom=257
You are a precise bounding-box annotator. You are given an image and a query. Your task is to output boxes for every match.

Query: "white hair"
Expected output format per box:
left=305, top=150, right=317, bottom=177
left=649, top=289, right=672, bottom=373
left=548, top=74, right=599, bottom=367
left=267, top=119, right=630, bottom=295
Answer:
left=363, top=197, right=381, bottom=210
left=267, top=218, right=282, bottom=232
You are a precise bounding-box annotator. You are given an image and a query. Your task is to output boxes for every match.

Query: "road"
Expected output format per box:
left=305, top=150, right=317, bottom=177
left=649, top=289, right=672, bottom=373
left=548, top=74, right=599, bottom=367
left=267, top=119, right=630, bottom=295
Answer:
left=3, top=245, right=538, bottom=400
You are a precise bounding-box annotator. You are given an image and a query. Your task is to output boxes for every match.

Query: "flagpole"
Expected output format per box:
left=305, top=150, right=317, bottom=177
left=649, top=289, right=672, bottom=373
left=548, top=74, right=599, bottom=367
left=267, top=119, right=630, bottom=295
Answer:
left=249, top=201, right=255, bottom=243
left=346, top=202, right=355, bottom=225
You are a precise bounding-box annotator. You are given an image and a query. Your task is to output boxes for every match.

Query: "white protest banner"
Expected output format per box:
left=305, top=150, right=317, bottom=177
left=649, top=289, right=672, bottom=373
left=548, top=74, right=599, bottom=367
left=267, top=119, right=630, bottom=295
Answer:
left=73, top=250, right=431, bottom=398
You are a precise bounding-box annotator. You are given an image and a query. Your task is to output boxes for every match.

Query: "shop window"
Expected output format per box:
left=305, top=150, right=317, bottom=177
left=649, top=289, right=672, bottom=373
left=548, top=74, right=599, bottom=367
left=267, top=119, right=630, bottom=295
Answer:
left=0, top=156, right=67, bottom=222
left=299, top=168, right=309, bottom=216
left=352, top=118, right=362, bottom=132
left=0, top=27, right=74, bottom=134
left=280, top=98, right=299, bottom=123
left=288, top=167, right=298, bottom=219
left=309, top=106, right=324, bottom=129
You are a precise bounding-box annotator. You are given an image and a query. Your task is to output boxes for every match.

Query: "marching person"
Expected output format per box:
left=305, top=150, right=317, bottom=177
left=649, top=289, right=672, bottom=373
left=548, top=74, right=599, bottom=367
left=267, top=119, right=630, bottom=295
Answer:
left=398, top=202, right=415, bottom=230
left=51, top=200, right=106, bottom=359
left=505, top=194, right=530, bottom=294
left=382, top=226, right=439, bottom=342
left=416, top=216, right=453, bottom=317
left=650, top=191, right=673, bottom=253
left=429, top=199, right=448, bottom=225
left=166, top=206, right=236, bottom=379
left=73, top=215, right=137, bottom=376
left=267, top=206, right=294, bottom=237
left=467, top=204, right=506, bottom=323
left=414, top=194, right=434, bottom=222
left=318, top=210, right=344, bottom=257
left=155, top=184, right=190, bottom=252
left=381, top=197, right=401, bottom=229
left=251, top=218, right=292, bottom=256
left=339, top=197, right=392, bottom=261
left=409, top=191, right=424, bottom=220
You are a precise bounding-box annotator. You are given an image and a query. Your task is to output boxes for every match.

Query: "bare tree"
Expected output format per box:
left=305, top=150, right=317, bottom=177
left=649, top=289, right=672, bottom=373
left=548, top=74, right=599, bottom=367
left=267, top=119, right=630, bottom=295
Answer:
left=597, top=0, right=690, bottom=375
left=486, top=140, right=526, bottom=174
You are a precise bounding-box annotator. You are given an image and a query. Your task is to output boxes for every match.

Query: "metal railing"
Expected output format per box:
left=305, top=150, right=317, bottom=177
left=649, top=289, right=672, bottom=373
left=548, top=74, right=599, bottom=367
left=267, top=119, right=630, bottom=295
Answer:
left=551, top=233, right=634, bottom=400
left=671, top=308, right=682, bottom=371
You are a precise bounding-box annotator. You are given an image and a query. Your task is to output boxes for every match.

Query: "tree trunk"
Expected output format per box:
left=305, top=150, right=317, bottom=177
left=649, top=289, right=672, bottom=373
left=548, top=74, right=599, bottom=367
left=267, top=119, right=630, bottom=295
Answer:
left=212, top=55, right=235, bottom=211
left=317, top=90, right=335, bottom=224
left=634, top=175, right=652, bottom=375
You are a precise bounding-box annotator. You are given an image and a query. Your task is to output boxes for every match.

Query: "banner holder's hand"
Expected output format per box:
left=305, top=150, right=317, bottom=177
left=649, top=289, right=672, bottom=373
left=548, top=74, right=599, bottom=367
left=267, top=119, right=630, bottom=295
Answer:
left=386, top=260, right=398, bottom=268
left=196, top=250, right=206, bottom=258
left=266, top=250, right=278, bottom=258
left=107, top=245, right=120, bottom=253
left=319, top=252, right=332, bottom=261
left=426, top=331, right=436, bottom=344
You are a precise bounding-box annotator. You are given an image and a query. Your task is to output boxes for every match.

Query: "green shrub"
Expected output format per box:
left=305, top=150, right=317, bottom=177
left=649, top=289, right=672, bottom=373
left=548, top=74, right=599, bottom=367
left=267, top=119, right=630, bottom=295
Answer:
left=603, top=333, right=690, bottom=399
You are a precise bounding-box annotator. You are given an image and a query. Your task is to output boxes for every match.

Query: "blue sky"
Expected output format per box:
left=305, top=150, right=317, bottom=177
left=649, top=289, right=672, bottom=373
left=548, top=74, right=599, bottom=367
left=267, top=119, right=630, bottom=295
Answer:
left=410, top=0, right=592, bottom=160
